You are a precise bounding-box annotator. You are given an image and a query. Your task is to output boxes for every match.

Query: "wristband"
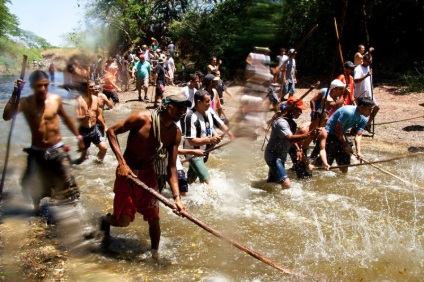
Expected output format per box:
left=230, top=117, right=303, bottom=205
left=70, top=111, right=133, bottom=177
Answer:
left=173, top=194, right=181, bottom=200
left=77, top=135, right=83, bottom=141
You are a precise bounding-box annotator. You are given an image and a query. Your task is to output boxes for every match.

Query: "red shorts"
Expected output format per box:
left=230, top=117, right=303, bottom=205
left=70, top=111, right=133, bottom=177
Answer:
left=112, top=166, right=159, bottom=222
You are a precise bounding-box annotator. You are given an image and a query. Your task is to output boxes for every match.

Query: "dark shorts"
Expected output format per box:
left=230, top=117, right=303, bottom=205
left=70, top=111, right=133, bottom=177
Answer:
left=96, top=123, right=105, bottom=137
left=103, top=91, right=119, bottom=103
left=178, top=169, right=188, bottom=193
left=22, top=145, right=79, bottom=202
left=79, top=125, right=103, bottom=149
left=320, top=133, right=351, bottom=166
left=288, top=146, right=312, bottom=179
left=156, top=81, right=165, bottom=97
left=112, top=166, right=159, bottom=222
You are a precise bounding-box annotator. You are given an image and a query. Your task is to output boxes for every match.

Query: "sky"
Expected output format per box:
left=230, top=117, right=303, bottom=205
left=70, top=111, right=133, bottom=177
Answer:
left=7, top=0, right=86, bottom=47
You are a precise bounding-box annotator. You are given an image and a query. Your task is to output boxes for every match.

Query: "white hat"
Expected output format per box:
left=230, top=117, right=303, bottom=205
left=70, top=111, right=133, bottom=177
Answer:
left=330, top=79, right=346, bottom=91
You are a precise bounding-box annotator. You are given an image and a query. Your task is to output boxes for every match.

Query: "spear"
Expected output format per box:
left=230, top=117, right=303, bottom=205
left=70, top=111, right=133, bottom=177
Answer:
left=0, top=55, right=28, bottom=202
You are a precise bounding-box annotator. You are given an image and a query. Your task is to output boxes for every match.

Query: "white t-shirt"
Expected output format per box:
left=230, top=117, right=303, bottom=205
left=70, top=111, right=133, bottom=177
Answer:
left=353, top=65, right=372, bottom=99
left=181, top=86, right=197, bottom=108
left=165, top=57, right=175, bottom=71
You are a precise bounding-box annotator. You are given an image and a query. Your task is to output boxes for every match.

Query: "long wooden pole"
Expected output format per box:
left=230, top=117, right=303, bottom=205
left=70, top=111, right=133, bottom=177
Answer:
left=374, top=114, right=424, bottom=125
left=295, top=24, right=319, bottom=51
left=313, top=152, right=424, bottom=170
left=0, top=55, right=28, bottom=201
left=181, top=140, right=233, bottom=164
left=352, top=153, right=423, bottom=189
left=127, top=176, right=310, bottom=278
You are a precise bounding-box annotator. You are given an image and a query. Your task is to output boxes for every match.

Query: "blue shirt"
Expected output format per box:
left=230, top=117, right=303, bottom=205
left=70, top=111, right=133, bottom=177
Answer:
left=325, top=105, right=368, bottom=135
left=133, top=61, right=150, bottom=78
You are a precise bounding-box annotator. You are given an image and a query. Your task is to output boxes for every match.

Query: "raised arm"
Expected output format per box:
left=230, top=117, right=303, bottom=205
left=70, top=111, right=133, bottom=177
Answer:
left=3, top=79, right=24, bottom=121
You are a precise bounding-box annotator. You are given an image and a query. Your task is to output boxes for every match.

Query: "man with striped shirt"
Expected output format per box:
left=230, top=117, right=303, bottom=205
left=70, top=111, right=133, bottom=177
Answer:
left=183, top=90, right=233, bottom=184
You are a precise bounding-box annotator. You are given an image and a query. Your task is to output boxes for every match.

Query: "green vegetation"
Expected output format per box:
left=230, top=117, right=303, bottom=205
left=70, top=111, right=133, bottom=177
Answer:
left=1, top=0, right=422, bottom=91
left=0, top=0, right=52, bottom=74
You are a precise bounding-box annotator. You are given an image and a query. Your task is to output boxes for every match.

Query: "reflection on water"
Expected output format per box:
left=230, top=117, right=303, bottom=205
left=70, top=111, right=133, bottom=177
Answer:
left=0, top=74, right=423, bottom=281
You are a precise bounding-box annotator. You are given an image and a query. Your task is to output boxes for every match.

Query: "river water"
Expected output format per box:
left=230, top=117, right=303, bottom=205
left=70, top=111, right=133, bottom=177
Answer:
left=0, top=73, right=423, bottom=281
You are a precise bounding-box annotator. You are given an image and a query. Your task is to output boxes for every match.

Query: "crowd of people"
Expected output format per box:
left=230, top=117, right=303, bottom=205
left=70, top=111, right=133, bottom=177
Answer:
left=2, top=39, right=377, bottom=259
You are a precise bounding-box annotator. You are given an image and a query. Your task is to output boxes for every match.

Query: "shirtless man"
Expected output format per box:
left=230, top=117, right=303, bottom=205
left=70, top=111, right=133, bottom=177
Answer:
left=93, top=84, right=113, bottom=137
left=100, top=93, right=189, bottom=258
left=75, top=81, right=108, bottom=164
left=291, top=109, right=331, bottom=178
left=2, top=70, right=84, bottom=214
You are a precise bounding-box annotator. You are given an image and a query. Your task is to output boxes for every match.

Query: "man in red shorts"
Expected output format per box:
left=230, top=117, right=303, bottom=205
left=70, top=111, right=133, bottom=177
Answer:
left=100, top=93, right=189, bottom=259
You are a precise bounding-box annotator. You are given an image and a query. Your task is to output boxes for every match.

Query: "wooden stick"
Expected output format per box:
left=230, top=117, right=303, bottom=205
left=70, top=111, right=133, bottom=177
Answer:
left=352, top=153, right=423, bottom=189
left=181, top=140, right=233, bottom=164
left=0, top=55, right=28, bottom=201
left=295, top=24, right=319, bottom=51
left=313, top=152, right=424, bottom=170
left=334, top=17, right=344, bottom=65
left=127, top=176, right=308, bottom=277
left=374, top=115, right=424, bottom=125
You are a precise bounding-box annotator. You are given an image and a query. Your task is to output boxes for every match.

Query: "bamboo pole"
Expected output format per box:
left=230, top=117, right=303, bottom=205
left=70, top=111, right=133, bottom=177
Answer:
left=181, top=140, right=233, bottom=164
left=313, top=152, right=424, bottom=170
left=352, top=153, right=423, bottom=189
left=0, top=55, right=28, bottom=201
left=374, top=115, right=424, bottom=125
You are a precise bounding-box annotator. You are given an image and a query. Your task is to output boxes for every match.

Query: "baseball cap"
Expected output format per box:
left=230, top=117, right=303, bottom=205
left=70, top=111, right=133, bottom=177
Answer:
left=204, top=74, right=215, bottom=84
left=158, top=58, right=165, bottom=64
left=164, top=93, right=192, bottom=108
left=344, top=61, right=356, bottom=69
left=330, top=79, right=346, bottom=90
left=288, top=49, right=297, bottom=55
left=286, top=96, right=307, bottom=110
left=139, top=54, right=145, bottom=59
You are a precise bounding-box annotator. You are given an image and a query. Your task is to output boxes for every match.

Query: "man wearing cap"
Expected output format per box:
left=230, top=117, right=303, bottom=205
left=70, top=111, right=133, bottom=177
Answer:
left=153, top=57, right=166, bottom=108
left=3, top=70, right=84, bottom=214
left=100, top=93, right=190, bottom=258
left=184, top=90, right=234, bottom=184
left=281, top=48, right=297, bottom=99
left=133, top=54, right=151, bottom=101
left=320, top=97, right=375, bottom=172
left=264, top=96, right=310, bottom=189
left=310, top=79, right=349, bottom=118
left=337, top=61, right=356, bottom=106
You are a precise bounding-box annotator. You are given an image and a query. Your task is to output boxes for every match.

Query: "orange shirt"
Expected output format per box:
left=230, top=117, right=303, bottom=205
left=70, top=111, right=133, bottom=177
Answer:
left=337, top=73, right=355, bottom=105
left=103, top=72, right=116, bottom=92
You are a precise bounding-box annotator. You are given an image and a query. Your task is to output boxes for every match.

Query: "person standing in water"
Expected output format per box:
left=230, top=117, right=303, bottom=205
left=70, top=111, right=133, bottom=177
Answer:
left=100, top=94, right=190, bottom=259
left=75, top=80, right=108, bottom=164
left=3, top=70, right=84, bottom=214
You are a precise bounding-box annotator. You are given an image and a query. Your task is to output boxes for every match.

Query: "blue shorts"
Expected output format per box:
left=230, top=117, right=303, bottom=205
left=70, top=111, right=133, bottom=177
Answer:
left=283, top=81, right=295, bottom=96
left=266, top=158, right=288, bottom=183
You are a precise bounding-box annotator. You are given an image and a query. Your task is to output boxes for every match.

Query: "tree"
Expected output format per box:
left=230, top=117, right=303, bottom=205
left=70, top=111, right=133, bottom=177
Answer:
left=0, top=0, right=20, bottom=38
